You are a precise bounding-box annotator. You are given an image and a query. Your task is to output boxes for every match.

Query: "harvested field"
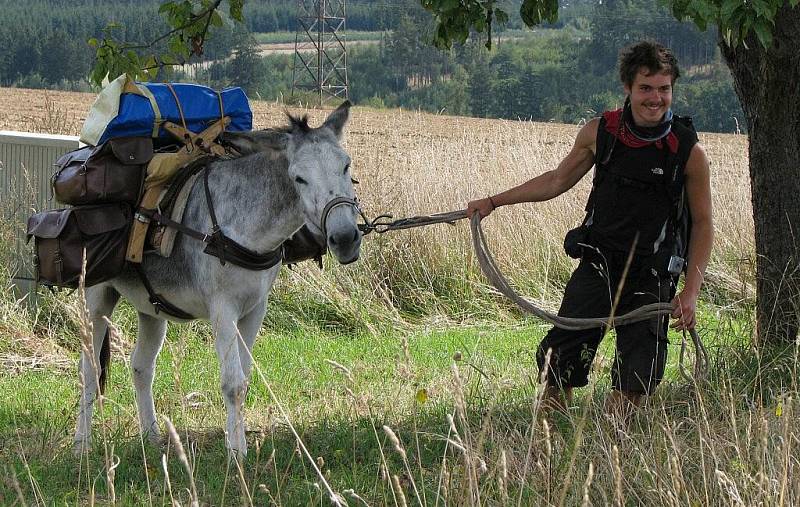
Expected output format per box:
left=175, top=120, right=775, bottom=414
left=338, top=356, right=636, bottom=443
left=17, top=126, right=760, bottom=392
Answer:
left=1, top=85, right=752, bottom=302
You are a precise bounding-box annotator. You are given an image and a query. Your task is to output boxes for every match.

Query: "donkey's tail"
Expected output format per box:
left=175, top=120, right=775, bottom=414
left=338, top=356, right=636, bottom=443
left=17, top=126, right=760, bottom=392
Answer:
left=98, top=328, right=111, bottom=396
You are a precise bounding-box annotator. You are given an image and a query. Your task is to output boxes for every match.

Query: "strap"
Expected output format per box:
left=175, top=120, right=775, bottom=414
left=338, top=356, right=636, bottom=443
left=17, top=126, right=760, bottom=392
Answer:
left=165, top=83, right=188, bottom=132
left=136, top=208, right=210, bottom=243
left=216, top=90, right=225, bottom=134
left=202, top=165, right=225, bottom=265
left=204, top=236, right=283, bottom=271
left=135, top=83, right=163, bottom=138
left=133, top=263, right=195, bottom=320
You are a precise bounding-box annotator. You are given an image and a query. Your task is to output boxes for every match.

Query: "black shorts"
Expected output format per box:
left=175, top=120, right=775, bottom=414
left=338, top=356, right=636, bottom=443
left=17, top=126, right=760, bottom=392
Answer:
left=536, top=248, right=676, bottom=394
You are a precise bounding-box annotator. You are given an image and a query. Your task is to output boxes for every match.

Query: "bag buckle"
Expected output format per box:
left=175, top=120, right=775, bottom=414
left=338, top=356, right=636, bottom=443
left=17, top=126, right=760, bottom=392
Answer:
left=134, top=211, right=152, bottom=224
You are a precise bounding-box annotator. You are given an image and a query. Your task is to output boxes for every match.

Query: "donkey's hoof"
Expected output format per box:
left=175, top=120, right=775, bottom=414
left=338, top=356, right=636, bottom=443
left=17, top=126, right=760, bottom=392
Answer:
left=145, top=431, right=164, bottom=448
left=227, top=447, right=248, bottom=464
left=72, top=438, right=92, bottom=456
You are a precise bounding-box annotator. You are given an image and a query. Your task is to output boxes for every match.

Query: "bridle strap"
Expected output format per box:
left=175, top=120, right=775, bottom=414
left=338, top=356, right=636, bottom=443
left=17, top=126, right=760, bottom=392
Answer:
left=320, top=196, right=362, bottom=240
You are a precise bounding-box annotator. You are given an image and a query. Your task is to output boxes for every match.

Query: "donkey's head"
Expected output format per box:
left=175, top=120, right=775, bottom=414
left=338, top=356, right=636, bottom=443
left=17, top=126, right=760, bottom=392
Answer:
left=222, top=101, right=362, bottom=264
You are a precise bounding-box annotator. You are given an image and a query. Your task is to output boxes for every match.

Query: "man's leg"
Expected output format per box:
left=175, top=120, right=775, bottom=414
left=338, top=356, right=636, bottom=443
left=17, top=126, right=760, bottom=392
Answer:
left=604, top=389, right=643, bottom=421
left=608, top=270, right=674, bottom=419
left=541, top=385, right=573, bottom=415
left=536, top=256, right=611, bottom=414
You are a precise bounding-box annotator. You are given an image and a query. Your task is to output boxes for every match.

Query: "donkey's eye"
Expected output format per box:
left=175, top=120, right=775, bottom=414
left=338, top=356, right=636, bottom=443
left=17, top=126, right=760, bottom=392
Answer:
left=295, top=176, right=308, bottom=185
left=343, top=164, right=350, bottom=175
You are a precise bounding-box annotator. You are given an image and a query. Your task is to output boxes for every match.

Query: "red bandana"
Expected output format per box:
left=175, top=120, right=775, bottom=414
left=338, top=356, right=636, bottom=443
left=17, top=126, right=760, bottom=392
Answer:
left=603, top=109, right=678, bottom=154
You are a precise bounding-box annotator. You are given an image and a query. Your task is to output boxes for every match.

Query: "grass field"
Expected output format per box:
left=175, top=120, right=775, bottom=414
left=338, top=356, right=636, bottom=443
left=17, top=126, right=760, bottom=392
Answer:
left=1, top=88, right=796, bottom=505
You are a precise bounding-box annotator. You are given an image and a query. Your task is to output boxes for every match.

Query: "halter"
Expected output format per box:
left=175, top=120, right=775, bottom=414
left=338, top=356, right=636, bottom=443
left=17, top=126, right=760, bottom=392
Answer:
left=319, top=196, right=367, bottom=240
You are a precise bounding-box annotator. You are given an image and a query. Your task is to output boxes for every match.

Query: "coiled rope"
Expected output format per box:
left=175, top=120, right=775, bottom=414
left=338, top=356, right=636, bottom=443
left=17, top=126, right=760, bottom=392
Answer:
left=360, top=209, right=709, bottom=381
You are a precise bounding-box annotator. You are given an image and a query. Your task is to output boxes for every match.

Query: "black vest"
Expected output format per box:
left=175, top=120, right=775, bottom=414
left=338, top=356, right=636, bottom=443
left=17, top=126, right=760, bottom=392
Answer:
left=586, top=116, right=698, bottom=257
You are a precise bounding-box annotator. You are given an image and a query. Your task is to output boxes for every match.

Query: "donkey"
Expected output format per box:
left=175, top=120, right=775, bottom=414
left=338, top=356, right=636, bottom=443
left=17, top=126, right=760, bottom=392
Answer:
left=74, top=102, right=361, bottom=457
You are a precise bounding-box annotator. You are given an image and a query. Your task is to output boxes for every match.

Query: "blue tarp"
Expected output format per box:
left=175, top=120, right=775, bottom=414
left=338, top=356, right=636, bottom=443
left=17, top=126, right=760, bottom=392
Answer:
left=82, top=77, right=253, bottom=146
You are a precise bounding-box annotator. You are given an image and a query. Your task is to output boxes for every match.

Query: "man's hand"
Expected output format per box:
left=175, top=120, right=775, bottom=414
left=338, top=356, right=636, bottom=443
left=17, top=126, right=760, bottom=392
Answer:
left=670, top=288, right=698, bottom=331
left=466, top=197, right=495, bottom=218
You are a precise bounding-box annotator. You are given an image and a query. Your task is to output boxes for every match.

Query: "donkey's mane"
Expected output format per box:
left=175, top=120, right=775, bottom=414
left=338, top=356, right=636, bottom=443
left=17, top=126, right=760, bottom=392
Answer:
left=273, top=112, right=312, bottom=134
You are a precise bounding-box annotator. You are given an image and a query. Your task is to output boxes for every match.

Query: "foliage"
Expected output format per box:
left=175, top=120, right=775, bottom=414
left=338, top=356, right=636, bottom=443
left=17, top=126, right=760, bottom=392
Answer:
left=87, top=0, right=243, bottom=85
left=668, top=0, right=797, bottom=48
left=422, top=0, right=558, bottom=49
left=425, top=0, right=793, bottom=51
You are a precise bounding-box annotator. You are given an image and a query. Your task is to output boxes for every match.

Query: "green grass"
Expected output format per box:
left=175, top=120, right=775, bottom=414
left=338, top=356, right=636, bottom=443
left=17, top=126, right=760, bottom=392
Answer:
left=4, top=297, right=794, bottom=506
left=0, top=322, right=534, bottom=504
left=2, top=199, right=796, bottom=505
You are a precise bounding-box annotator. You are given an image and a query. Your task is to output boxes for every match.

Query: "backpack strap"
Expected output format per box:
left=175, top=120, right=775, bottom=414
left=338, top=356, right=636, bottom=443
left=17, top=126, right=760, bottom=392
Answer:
left=662, top=116, right=699, bottom=266
left=584, top=115, right=615, bottom=216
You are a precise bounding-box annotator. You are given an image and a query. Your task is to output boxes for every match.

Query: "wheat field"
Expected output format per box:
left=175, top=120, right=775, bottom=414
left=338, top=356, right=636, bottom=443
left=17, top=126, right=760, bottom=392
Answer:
left=1, top=86, right=753, bottom=303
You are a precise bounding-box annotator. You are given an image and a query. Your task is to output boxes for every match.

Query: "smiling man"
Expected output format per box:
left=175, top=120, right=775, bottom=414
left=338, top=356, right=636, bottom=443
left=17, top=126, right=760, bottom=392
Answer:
left=467, top=41, right=713, bottom=417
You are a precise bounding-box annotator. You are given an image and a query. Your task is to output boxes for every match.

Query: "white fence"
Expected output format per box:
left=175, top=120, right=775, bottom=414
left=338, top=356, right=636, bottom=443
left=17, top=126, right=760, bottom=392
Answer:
left=0, top=131, right=81, bottom=299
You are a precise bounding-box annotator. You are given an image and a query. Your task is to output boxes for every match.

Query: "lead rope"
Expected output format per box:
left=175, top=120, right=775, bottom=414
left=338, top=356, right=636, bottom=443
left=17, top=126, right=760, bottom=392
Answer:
left=359, top=210, right=709, bottom=381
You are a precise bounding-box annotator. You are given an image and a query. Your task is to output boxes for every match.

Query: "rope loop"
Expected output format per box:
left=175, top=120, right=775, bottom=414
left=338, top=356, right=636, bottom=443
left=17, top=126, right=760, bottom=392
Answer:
left=356, top=206, right=709, bottom=381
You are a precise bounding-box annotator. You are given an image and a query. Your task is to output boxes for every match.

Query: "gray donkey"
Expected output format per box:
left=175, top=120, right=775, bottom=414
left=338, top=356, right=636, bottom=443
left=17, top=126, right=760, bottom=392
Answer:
left=74, top=102, right=362, bottom=457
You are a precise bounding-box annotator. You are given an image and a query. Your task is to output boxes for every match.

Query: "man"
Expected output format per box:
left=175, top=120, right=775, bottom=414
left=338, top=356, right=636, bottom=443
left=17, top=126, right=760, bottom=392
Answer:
left=467, top=41, right=713, bottom=415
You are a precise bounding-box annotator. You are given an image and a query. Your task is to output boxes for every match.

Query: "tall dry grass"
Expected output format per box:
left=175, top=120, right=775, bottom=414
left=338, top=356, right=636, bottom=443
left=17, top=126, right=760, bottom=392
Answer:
left=268, top=106, right=753, bottom=325
left=1, top=90, right=756, bottom=352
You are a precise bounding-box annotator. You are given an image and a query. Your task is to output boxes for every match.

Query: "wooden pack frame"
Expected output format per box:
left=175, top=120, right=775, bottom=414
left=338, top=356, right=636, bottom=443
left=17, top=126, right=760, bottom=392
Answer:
left=126, top=116, right=230, bottom=263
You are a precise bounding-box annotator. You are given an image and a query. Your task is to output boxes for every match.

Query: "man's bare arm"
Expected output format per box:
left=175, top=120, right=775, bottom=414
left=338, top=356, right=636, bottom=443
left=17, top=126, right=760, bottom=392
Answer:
left=671, top=142, right=713, bottom=330
left=467, top=118, right=600, bottom=217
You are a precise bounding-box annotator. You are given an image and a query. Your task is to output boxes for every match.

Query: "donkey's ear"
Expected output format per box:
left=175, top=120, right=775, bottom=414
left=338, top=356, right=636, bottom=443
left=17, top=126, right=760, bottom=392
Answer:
left=222, top=130, right=291, bottom=155
left=322, top=100, right=351, bottom=139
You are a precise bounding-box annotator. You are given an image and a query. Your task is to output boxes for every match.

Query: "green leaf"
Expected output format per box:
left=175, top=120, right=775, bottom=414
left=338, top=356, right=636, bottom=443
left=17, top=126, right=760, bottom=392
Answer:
left=210, top=10, right=223, bottom=28
left=520, top=0, right=558, bottom=27
left=753, top=18, right=773, bottom=48
left=791, top=0, right=799, bottom=8
left=87, top=37, right=98, bottom=48
left=495, top=9, right=509, bottom=25
left=229, top=0, right=244, bottom=22
left=168, top=36, right=187, bottom=57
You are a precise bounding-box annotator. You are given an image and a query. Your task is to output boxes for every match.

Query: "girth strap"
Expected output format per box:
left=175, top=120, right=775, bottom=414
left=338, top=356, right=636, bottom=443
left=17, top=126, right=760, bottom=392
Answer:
left=133, top=263, right=195, bottom=320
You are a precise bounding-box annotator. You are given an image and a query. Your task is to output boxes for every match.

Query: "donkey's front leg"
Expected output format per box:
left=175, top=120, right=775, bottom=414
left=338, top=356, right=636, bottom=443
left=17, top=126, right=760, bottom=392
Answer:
left=237, top=300, right=268, bottom=382
left=74, top=286, right=120, bottom=454
left=212, top=304, right=249, bottom=457
left=131, top=312, right=168, bottom=446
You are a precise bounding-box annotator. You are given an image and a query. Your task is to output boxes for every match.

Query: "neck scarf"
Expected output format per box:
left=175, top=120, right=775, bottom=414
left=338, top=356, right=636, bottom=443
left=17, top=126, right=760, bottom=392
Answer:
left=602, top=99, right=679, bottom=154
left=622, top=97, right=673, bottom=142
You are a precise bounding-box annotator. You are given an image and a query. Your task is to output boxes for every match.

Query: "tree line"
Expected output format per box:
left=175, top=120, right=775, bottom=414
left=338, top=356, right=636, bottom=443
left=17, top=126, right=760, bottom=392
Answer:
left=204, top=0, right=743, bottom=133
left=0, top=0, right=744, bottom=133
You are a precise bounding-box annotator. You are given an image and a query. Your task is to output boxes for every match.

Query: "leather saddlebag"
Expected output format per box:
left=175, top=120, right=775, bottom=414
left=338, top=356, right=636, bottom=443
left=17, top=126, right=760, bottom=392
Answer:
left=26, top=203, right=132, bottom=288
left=52, top=137, right=152, bottom=205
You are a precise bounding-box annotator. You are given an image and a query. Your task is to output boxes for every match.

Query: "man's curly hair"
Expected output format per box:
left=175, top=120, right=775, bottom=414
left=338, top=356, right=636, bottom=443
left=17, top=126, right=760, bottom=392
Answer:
left=619, top=41, right=680, bottom=87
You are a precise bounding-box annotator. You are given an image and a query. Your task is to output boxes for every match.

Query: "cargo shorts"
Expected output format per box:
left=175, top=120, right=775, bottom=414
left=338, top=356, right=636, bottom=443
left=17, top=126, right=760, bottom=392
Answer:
left=536, top=248, right=676, bottom=394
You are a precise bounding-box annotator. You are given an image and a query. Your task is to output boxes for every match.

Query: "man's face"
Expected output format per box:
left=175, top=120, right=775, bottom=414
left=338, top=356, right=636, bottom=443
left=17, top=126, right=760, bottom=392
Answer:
left=624, top=69, right=673, bottom=128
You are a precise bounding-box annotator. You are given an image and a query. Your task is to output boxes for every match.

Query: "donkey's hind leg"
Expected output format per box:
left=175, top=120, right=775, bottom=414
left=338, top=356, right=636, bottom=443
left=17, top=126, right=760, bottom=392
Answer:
left=73, top=285, right=120, bottom=454
left=131, top=312, right=168, bottom=446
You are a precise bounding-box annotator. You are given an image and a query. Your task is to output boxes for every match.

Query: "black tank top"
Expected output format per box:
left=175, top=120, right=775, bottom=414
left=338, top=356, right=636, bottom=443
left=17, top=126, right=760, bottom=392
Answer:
left=587, top=115, right=697, bottom=256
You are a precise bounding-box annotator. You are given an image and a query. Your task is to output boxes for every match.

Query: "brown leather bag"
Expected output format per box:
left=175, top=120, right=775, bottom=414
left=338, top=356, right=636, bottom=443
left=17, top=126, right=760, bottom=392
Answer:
left=52, top=137, right=153, bottom=205
left=26, top=203, right=132, bottom=288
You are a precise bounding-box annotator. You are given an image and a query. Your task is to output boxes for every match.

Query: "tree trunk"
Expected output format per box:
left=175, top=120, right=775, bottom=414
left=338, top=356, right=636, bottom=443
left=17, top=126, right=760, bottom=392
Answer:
left=719, top=3, right=800, bottom=344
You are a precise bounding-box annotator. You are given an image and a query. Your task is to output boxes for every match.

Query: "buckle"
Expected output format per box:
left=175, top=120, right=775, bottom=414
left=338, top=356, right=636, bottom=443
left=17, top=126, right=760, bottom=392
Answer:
left=134, top=212, right=151, bottom=224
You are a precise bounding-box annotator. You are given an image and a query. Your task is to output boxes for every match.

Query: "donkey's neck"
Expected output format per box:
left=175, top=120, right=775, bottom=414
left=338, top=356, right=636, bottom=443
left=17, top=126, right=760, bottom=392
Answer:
left=205, top=152, right=304, bottom=253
